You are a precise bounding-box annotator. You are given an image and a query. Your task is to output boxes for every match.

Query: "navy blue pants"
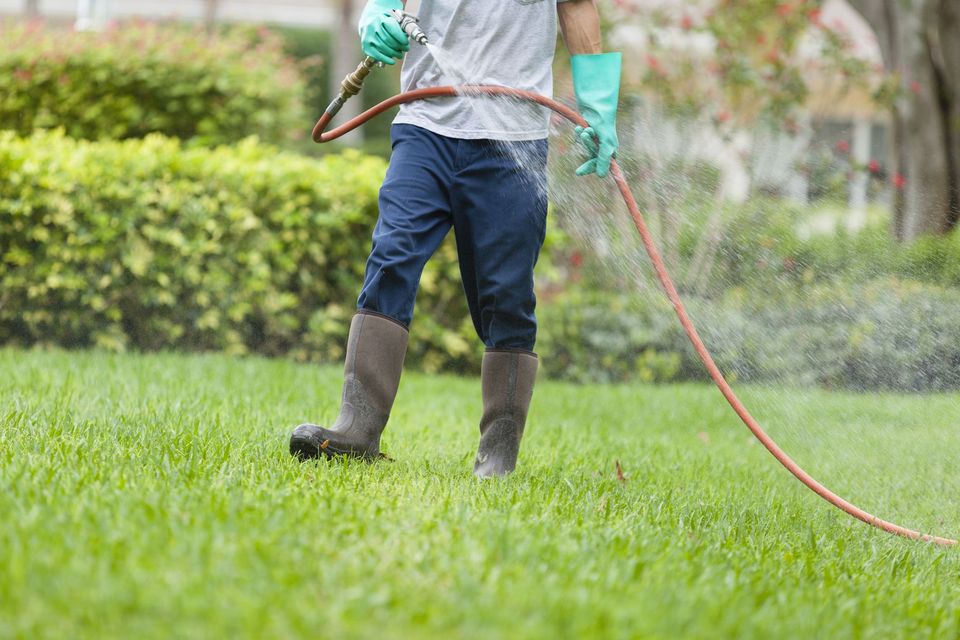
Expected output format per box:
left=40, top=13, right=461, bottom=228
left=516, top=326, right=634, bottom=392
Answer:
left=357, top=124, right=548, bottom=351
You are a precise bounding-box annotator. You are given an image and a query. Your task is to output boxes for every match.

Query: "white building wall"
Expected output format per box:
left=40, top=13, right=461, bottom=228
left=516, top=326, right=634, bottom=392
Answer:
left=0, top=0, right=337, bottom=27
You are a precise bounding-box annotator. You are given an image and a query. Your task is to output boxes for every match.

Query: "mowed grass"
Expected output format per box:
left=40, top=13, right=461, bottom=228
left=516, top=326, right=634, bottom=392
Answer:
left=2, top=348, right=959, bottom=639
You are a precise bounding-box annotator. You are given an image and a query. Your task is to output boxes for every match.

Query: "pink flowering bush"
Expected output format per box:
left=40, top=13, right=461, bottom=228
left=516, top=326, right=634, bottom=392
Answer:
left=602, top=0, right=872, bottom=128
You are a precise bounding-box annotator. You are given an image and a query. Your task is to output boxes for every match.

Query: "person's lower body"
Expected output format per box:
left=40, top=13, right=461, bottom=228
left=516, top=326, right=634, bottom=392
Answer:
left=290, top=124, right=547, bottom=476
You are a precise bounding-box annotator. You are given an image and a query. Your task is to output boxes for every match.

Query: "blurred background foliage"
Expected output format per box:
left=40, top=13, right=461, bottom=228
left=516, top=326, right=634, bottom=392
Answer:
left=1, top=14, right=959, bottom=390
left=272, top=24, right=399, bottom=157
left=0, top=21, right=306, bottom=144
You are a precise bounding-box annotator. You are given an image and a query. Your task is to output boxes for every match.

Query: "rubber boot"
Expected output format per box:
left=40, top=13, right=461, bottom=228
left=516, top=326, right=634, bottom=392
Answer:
left=473, top=349, right=539, bottom=478
left=290, top=310, right=408, bottom=460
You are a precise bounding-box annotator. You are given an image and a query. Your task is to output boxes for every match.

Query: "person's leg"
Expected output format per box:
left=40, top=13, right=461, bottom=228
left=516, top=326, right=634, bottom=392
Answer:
left=451, top=139, right=549, bottom=476
left=358, top=125, right=458, bottom=326
left=452, top=140, right=548, bottom=349
left=291, top=125, right=455, bottom=460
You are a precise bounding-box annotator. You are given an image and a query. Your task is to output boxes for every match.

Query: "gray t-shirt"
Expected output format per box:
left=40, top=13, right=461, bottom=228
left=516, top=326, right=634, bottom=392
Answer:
left=394, top=0, right=568, bottom=141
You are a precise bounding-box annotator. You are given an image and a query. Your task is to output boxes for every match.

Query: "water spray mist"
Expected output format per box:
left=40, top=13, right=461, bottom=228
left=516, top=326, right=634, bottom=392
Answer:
left=310, top=35, right=958, bottom=547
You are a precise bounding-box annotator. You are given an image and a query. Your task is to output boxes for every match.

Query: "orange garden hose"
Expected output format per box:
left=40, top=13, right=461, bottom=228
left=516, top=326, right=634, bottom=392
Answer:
left=313, top=85, right=957, bottom=546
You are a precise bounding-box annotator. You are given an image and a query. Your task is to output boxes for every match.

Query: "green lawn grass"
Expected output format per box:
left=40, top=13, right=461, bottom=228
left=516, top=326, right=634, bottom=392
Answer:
left=2, top=348, right=959, bottom=639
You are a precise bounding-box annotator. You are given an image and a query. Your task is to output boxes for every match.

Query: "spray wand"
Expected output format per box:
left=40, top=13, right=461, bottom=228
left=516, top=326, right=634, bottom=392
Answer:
left=321, top=10, right=428, bottom=121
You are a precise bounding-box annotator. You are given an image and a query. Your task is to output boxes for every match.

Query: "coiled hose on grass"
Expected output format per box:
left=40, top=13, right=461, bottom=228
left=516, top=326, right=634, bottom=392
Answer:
left=312, top=85, right=956, bottom=546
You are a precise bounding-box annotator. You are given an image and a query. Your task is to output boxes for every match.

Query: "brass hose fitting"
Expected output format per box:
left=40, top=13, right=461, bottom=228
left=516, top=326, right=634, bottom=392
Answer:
left=322, top=11, right=428, bottom=118
left=324, top=57, right=377, bottom=118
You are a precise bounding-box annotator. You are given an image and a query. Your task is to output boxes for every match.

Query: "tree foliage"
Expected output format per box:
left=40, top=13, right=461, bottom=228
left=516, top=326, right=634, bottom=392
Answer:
left=603, top=0, right=870, bottom=129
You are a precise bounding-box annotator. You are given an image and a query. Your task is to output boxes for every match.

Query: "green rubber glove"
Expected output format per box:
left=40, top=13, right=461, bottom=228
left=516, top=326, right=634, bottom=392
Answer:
left=359, top=0, right=409, bottom=65
left=571, top=53, right=622, bottom=178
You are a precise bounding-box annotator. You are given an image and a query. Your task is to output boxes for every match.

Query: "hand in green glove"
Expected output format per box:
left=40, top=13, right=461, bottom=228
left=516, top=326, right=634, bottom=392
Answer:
left=571, top=53, right=622, bottom=178
left=359, top=0, right=409, bottom=65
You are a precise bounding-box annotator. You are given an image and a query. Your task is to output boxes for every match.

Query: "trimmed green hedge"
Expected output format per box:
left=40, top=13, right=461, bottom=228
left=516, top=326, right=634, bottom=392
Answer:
left=0, top=21, right=306, bottom=145
left=0, top=130, right=480, bottom=370
left=4, top=130, right=958, bottom=390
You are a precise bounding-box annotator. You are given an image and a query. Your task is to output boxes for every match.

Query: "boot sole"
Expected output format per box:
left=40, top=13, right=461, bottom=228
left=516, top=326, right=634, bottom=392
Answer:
left=289, top=433, right=357, bottom=460
left=289, top=425, right=379, bottom=461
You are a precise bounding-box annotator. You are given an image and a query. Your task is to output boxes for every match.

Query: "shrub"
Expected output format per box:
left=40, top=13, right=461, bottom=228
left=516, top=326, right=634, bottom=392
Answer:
left=536, top=288, right=693, bottom=384
left=704, top=279, right=960, bottom=392
left=675, top=197, right=960, bottom=292
left=0, top=130, right=479, bottom=370
left=537, top=277, right=960, bottom=392
left=0, top=21, right=307, bottom=145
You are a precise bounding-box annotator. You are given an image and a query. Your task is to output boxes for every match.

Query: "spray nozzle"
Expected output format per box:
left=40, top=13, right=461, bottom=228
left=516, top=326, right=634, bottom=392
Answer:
left=321, top=11, right=427, bottom=119
left=391, top=9, right=429, bottom=46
